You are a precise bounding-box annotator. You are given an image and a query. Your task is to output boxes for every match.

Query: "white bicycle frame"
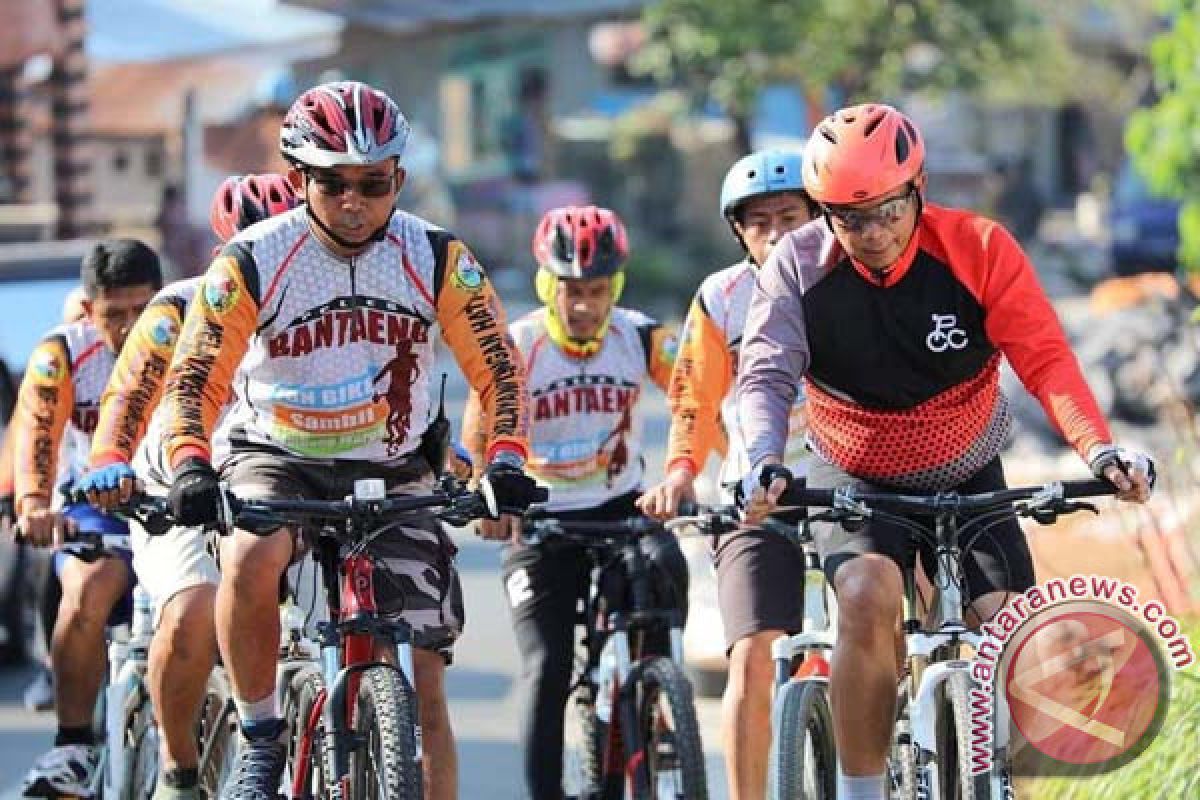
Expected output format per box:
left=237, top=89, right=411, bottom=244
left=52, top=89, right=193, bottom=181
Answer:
left=900, top=516, right=1011, bottom=800
left=769, top=524, right=838, bottom=683
left=101, top=583, right=156, bottom=800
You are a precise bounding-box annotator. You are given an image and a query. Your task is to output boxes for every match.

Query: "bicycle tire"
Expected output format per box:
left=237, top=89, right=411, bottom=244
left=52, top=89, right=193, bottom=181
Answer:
left=123, top=686, right=158, bottom=800
left=768, top=677, right=836, bottom=800
left=285, top=666, right=329, bottom=800
left=351, top=664, right=423, bottom=800
left=197, top=668, right=239, bottom=797
left=935, top=670, right=991, bottom=800
left=888, top=683, right=917, bottom=800
left=626, top=656, right=707, bottom=800
left=564, top=682, right=610, bottom=799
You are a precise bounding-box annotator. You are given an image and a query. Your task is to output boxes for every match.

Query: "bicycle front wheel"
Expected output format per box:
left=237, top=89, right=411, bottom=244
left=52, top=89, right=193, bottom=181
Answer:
left=768, top=677, right=836, bottom=800
left=627, top=656, right=707, bottom=800
left=935, top=670, right=992, bottom=800
left=351, top=664, right=423, bottom=800
left=197, top=668, right=239, bottom=798
left=284, top=666, right=329, bottom=800
left=124, top=685, right=159, bottom=800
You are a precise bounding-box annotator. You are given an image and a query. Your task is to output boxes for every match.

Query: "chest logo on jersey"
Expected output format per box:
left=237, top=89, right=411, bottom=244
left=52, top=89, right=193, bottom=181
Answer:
left=926, top=313, right=968, bottom=353
left=532, top=376, right=638, bottom=421
left=267, top=296, right=431, bottom=359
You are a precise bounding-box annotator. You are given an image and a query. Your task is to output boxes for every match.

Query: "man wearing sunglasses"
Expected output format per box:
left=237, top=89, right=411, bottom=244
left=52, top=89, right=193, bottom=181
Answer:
left=159, top=80, right=539, bottom=800
left=736, top=103, right=1154, bottom=800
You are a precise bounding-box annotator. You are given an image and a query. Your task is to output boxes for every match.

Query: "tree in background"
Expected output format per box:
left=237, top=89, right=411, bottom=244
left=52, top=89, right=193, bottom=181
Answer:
left=1125, top=0, right=1200, bottom=272
left=633, top=0, right=1153, bottom=156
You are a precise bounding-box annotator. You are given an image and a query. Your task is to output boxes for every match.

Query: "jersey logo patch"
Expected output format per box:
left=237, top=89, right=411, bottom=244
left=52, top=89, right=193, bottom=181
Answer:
left=204, top=259, right=241, bottom=315
left=30, top=350, right=63, bottom=383
left=150, top=315, right=180, bottom=348
left=451, top=251, right=484, bottom=292
left=925, top=313, right=968, bottom=353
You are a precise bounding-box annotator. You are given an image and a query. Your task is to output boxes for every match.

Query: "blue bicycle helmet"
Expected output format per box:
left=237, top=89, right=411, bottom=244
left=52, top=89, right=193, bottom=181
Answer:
left=719, top=149, right=807, bottom=221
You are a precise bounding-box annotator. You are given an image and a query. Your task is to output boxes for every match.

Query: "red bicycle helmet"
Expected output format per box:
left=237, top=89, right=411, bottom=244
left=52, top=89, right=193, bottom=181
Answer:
left=280, top=80, right=410, bottom=168
left=532, top=205, right=629, bottom=279
left=804, top=103, right=925, bottom=205
left=209, top=173, right=300, bottom=242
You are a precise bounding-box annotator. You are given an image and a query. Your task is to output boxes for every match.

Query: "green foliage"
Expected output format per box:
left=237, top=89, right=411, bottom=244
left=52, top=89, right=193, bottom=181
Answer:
left=634, top=0, right=1065, bottom=140
left=1126, top=0, right=1200, bottom=272
left=1032, top=617, right=1200, bottom=799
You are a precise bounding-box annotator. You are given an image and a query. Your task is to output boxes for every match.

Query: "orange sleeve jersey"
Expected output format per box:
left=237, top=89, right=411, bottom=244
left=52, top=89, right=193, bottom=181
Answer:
left=89, top=282, right=199, bottom=468
left=11, top=322, right=116, bottom=509
left=665, top=290, right=734, bottom=477
left=162, top=209, right=528, bottom=469
left=435, top=239, right=529, bottom=463
left=0, top=427, right=15, bottom=497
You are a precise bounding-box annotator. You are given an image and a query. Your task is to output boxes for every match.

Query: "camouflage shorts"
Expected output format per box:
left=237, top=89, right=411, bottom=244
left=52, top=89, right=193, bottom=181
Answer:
left=220, top=449, right=464, bottom=662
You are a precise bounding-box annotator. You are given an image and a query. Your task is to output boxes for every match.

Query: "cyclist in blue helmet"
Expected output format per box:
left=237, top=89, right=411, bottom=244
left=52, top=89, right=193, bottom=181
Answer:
left=639, top=149, right=817, bottom=799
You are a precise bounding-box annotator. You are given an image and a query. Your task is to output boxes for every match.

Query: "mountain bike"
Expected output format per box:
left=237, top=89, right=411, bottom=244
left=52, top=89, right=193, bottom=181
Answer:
left=525, top=515, right=708, bottom=800
left=21, top=515, right=236, bottom=800
left=665, top=502, right=838, bottom=800
left=185, top=475, right=506, bottom=800
left=785, top=478, right=1117, bottom=800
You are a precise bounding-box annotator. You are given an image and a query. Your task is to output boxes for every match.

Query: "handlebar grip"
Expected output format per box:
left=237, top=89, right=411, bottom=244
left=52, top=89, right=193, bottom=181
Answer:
left=1061, top=478, right=1117, bottom=499
left=786, top=488, right=835, bottom=508
left=676, top=500, right=699, bottom=518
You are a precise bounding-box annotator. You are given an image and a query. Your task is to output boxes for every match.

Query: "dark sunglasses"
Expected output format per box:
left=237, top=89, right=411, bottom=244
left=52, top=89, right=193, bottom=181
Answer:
left=306, top=171, right=396, bottom=198
left=823, top=186, right=917, bottom=233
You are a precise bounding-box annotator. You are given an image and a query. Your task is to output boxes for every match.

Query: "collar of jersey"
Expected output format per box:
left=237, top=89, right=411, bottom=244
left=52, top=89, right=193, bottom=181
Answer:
left=846, top=215, right=922, bottom=288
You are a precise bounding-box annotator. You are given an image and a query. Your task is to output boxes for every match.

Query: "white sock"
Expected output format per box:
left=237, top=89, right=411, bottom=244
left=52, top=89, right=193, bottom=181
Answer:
left=837, top=770, right=886, bottom=800
left=234, top=690, right=279, bottom=725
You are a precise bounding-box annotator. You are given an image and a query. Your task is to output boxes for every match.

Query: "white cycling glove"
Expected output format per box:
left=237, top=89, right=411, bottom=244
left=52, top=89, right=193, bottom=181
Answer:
left=1087, top=444, right=1156, bottom=488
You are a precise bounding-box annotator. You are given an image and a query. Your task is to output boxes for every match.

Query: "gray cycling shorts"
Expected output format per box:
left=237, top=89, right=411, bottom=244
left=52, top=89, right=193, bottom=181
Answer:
left=221, top=450, right=464, bottom=662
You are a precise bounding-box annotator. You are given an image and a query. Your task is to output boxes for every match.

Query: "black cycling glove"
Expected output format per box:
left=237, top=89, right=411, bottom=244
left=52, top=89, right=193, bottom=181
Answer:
left=479, top=461, right=545, bottom=518
left=168, top=458, right=222, bottom=527
left=0, top=493, right=13, bottom=528
left=736, top=463, right=793, bottom=509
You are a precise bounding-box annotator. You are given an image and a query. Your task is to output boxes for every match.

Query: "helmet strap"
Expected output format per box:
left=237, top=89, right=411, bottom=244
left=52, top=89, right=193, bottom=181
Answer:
left=305, top=203, right=391, bottom=254
left=535, top=268, right=623, bottom=359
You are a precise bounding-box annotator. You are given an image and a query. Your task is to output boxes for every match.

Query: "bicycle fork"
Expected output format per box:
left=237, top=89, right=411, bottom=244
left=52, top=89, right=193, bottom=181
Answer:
left=315, top=552, right=424, bottom=799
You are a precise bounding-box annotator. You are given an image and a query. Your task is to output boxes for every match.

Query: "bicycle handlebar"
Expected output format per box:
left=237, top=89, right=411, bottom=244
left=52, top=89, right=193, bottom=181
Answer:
left=112, top=484, right=494, bottom=537
left=789, top=478, right=1115, bottom=516
left=522, top=515, right=664, bottom=546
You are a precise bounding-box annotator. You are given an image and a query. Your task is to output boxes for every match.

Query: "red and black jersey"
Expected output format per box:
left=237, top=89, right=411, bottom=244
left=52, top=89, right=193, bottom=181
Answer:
left=737, top=204, right=1110, bottom=490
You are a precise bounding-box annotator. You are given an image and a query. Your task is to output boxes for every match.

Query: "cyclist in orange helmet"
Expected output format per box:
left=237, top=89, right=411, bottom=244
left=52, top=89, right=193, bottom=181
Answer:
left=737, top=103, right=1153, bottom=800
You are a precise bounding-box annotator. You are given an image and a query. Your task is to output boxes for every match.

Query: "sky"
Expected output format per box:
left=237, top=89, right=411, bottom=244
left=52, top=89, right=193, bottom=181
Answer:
left=87, top=0, right=342, bottom=63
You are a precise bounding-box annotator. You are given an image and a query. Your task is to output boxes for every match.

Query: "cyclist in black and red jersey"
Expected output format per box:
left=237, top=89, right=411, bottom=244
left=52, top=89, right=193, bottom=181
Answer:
left=736, top=103, right=1154, bottom=800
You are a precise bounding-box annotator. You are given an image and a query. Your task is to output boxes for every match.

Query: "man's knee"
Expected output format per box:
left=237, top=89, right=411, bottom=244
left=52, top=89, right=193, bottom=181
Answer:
left=153, top=585, right=217, bottom=665
left=58, top=560, right=128, bottom=629
left=726, top=631, right=778, bottom=696
left=834, top=556, right=903, bottom=643
left=219, top=532, right=291, bottom=596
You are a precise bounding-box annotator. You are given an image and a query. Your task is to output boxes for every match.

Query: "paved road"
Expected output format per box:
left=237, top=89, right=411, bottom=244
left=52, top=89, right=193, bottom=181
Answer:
left=0, top=532, right=731, bottom=797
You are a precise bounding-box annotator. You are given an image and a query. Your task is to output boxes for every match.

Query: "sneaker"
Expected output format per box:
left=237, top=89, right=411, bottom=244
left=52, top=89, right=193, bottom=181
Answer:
left=21, top=744, right=100, bottom=798
left=22, top=665, right=54, bottom=712
left=152, top=783, right=201, bottom=800
left=220, top=727, right=286, bottom=800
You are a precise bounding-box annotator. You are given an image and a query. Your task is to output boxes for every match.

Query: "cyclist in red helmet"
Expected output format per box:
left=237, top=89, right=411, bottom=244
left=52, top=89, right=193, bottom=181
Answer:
left=463, top=205, right=688, bottom=799
left=209, top=173, right=299, bottom=243
left=738, top=103, right=1154, bottom=800
left=159, top=81, right=536, bottom=800
left=65, top=174, right=298, bottom=800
